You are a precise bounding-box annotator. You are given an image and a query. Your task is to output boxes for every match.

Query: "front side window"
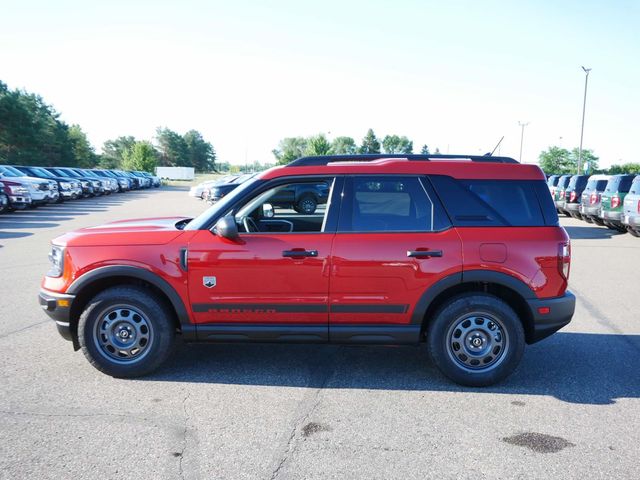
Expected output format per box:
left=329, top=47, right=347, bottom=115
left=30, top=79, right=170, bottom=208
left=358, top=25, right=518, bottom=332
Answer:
left=234, top=178, right=335, bottom=234
left=339, top=176, right=440, bottom=232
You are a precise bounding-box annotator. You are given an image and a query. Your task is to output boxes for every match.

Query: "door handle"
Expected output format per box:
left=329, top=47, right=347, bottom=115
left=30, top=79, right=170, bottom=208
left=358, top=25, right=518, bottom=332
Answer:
left=407, top=250, right=443, bottom=258
left=282, top=249, right=319, bottom=258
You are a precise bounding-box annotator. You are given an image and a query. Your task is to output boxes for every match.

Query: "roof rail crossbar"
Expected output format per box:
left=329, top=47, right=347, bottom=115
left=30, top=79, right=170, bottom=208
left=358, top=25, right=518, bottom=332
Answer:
left=286, top=154, right=519, bottom=167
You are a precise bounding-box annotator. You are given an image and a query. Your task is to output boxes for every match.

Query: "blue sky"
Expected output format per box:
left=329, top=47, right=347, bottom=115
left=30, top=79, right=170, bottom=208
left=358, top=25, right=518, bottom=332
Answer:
left=1, top=0, right=638, bottom=167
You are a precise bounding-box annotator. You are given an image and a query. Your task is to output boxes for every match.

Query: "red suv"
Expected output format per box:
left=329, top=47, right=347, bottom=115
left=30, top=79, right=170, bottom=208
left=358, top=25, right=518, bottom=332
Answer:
left=39, top=154, right=575, bottom=386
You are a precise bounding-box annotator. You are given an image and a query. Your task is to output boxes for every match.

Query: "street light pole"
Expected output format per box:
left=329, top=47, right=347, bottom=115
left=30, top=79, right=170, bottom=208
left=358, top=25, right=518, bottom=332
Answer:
left=578, top=66, right=591, bottom=174
left=518, top=121, right=529, bottom=163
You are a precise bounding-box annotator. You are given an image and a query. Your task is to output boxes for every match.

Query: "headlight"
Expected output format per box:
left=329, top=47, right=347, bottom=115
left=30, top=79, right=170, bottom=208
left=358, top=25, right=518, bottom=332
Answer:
left=47, top=245, right=65, bottom=277
left=81, top=181, right=89, bottom=188
left=92, top=180, right=100, bottom=187
left=60, top=182, right=70, bottom=189
left=9, top=185, right=29, bottom=195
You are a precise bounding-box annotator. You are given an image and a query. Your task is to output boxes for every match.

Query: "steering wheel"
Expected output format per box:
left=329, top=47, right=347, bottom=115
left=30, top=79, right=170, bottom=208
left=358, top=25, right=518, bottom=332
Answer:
left=243, top=216, right=260, bottom=232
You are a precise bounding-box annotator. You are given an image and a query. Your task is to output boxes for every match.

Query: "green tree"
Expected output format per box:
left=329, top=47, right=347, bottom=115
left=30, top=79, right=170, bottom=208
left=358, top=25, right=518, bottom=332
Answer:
left=331, top=136, right=357, bottom=155
left=608, top=163, right=640, bottom=174
left=538, top=146, right=572, bottom=174
left=100, top=136, right=135, bottom=169
left=359, top=128, right=381, bottom=154
left=272, top=137, right=307, bottom=165
left=382, top=134, right=413, bottom=154
left=420, top=144, right=430, bottom=154
left=568, top=148, right=599, bottom=174
left=184, top=130, right=216, bottom=172
left=305, top=134, right=332, bottom=156
left=121, top=141, right=158, bottom=172
left=156, top=127, right=189, bottom=166
left=68, top=124, right=96, bottom=168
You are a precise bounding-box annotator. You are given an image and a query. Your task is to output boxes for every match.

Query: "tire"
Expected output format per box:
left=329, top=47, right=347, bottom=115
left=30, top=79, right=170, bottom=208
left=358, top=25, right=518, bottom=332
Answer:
left=294, top=195, right=317, bottom=214
left=628, top=228, right=640, bottom=238
left=78, top=286, right=175, bottom=378
left=583, top=215, right=593, bottom=224
left=592, top=217, right=605, bottom=226
left=426, top=293, right=525, bottom=387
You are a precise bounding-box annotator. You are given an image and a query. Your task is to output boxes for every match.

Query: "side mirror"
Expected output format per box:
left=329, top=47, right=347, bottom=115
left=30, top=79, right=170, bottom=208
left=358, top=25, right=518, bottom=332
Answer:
left=214, top=215, right=239, bottom=241
left=263, top=203, right=274, bottom=218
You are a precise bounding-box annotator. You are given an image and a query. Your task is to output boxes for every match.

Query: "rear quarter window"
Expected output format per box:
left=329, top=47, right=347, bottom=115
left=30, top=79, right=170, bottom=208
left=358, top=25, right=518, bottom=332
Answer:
left=630, top=178, right=640, bottom=195
left=429, top=176, right=555, bottom=227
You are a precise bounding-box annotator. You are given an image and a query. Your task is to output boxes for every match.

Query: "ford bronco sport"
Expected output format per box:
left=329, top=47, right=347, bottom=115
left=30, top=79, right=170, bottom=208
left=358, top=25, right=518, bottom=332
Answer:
left=39, top=154, right=575, bottom=387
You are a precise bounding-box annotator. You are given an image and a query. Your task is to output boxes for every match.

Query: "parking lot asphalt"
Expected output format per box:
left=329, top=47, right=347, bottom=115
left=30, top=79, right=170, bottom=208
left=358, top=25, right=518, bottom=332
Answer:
left=0, top=187, right=638, bottom=480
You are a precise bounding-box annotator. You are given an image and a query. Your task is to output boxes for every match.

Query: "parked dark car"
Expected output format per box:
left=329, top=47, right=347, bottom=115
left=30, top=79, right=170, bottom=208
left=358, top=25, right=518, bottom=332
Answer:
left=599, top=174, right=636, bottom=232
left=622, top=175, right=640, bottom=237
left=92, top=169, right=131, bottom=192
left=44, top=167, right=96, bottom=197
left=562, top=175, right=589, bottom=218
left=553, top=175, right=572, bottom=214
left=546, top=174, right=560, bottom=196
left=0, top=181, right=9, bottom=213
left=205, top=173, right=256, bottom=203
left=579, top=175, right=610, bottom=225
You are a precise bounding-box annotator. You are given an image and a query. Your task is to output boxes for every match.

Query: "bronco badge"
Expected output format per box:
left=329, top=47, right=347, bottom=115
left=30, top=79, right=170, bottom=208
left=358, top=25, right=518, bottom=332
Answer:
left=203, top=276, right=216, bottom=288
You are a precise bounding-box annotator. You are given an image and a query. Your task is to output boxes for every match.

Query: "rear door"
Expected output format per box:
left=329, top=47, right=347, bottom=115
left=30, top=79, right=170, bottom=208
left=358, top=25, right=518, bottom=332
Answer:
left=328, top=175, right=462, bottom=342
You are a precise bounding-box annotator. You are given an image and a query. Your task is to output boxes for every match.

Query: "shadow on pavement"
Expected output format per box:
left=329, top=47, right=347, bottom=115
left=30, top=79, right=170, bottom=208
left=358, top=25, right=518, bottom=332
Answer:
left=148, top=332, right=640, bottom=406
left=564, top=225, right=624, bottom=240
left=0, top=231, right=33, bottom=240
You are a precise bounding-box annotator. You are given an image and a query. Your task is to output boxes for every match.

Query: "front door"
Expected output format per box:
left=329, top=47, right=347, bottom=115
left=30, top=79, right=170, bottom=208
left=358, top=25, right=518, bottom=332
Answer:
left=187, top=176, right=340, bottom=341
left=329, top=175, right=462, bottom=342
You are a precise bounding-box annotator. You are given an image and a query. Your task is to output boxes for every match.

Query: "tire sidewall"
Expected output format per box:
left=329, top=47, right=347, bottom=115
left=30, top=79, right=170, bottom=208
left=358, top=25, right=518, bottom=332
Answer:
left=427, top=293, right=525, bottom=387
left=78, top=287, right=175, bottom=378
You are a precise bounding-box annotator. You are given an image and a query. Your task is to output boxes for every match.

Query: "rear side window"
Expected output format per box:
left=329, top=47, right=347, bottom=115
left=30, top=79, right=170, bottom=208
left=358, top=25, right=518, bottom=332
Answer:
left=338, top=176, right=450, bottom=232
left=606, top=176, right=634, bottom=193
left=630, top=178, right=640, bottom=195
left=547, top=176, right=559, bottom=187
left=429, top=176, right=553, bottom=227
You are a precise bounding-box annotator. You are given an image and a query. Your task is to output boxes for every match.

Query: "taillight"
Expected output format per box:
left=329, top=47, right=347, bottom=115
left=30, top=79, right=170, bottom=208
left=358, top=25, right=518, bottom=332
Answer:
left=590, top=193, right=597, bottom=205
left=611, top=196, right=620, bottom=209
left=637, top=200, right=640, bottom=213
left=570, top=191, right=577, bottom=202
left=558, top=242, right=571, bottom=281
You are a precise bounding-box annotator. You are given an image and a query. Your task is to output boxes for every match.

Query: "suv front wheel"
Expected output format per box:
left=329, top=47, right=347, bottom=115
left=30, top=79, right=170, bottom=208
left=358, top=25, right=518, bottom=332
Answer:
left=427, top=293, right=525, bottom=387
left=78, top=286, right=175, bottom=378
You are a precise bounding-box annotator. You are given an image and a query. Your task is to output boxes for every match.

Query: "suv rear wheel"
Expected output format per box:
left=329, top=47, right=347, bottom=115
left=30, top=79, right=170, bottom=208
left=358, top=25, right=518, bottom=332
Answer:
left=78, top=286, right=175, bottom=378
left=427, top=293, right=525, bottom=387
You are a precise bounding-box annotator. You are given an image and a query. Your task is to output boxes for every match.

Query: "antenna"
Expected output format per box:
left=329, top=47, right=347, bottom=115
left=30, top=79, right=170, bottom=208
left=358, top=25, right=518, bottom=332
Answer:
left=489, top=136, right=504, bottom=156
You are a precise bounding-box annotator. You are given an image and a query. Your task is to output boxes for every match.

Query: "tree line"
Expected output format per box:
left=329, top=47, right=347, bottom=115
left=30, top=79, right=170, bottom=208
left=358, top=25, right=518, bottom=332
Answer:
left=0, top=80, right=216, bottom=173
left=538, top=146, right=640, bottom=175
left=272, top=129, right=436, bottom=165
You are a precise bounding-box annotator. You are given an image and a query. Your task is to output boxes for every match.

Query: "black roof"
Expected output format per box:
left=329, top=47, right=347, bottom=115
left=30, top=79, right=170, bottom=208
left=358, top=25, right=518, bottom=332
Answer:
left=287, top=154, right=519, bottom=167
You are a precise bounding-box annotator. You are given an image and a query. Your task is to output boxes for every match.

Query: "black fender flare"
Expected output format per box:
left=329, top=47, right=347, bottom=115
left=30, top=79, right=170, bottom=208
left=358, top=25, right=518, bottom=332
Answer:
left=410, top=270, right=536, bottom=325
left=67, top=265, right=191, bottom=326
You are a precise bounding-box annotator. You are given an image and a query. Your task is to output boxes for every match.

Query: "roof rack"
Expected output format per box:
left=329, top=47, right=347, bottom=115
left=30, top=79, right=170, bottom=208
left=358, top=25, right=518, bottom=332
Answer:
left=286, top=154, right=519, bottom=167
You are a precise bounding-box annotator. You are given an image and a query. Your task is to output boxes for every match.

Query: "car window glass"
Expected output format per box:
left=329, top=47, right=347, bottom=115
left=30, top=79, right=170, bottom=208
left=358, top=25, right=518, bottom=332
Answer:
left=234, top=178, right=334, bottom=234
left=339, top=176, right=437, bottom=232
left=630, top=179, right=640, bottom=195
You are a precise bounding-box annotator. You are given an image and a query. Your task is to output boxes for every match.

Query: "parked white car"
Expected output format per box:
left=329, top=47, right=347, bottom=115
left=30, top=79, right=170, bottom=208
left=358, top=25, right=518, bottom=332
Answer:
left=0, top=166, right=58, bottom=206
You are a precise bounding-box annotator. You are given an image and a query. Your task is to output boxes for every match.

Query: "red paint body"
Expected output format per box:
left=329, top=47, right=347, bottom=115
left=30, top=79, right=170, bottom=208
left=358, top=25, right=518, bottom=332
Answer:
left=42, top=160, right=570, bottom=329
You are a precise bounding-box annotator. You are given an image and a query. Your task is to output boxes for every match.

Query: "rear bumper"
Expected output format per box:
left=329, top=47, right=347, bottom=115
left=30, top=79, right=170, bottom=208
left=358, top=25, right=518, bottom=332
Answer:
left=600, top=210, right=622, bottom=221
left=564, top=203, right=580, bottom=213
left=38, top=289, right=76, bottom=342
left=526, top=291, right=575, bottom=343
left=622, top=214, right=640, bottom=227
left=580, top=204, right=600, bottom=216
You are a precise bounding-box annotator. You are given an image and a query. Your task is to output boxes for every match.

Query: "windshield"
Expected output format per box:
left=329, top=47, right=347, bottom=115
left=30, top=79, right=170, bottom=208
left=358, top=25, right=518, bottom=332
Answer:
left=30, top=167, right=54, bottom=178
left=61, top=168, right=82, bottom=178
left=3, top=165, right=29, bottom=176
left=185, top=177, right=262, bottom=230
left=0, top=166, right=22, bottom=177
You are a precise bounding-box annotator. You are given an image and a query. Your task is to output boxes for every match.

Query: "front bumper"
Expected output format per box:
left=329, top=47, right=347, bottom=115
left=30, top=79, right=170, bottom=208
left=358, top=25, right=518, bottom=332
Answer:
left=526, top=291, right=575, bottom=343
left=39, top=289, right=76, bottom=342
left=9, top=195, right=32, bottom=208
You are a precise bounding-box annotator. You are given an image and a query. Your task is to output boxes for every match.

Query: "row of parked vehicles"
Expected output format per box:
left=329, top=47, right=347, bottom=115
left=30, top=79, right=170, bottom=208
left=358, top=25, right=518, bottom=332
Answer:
left=0, top=165, right=161, bottom=213
left=189, top=173, right=329, bottom=214
left=548, top=173, right=640, bottom=236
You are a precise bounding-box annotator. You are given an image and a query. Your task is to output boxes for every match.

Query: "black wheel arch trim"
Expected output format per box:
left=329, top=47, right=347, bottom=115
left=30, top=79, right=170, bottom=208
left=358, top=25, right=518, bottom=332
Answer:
left=410, top=269, right=537, bottom=326
left=67, top=265, right=192, bottom=326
